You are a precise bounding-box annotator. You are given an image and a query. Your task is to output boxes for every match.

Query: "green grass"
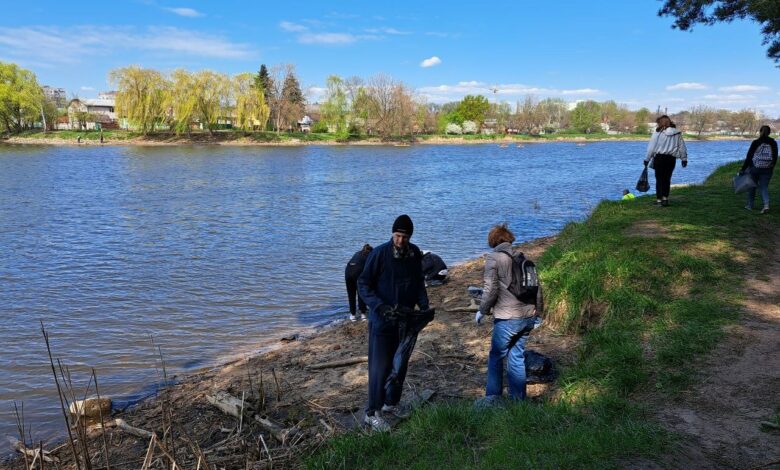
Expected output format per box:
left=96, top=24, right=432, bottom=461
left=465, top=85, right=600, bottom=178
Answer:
left=15, top=129, right=140, bottom=140
left=308, top=162, right=779, bottom=469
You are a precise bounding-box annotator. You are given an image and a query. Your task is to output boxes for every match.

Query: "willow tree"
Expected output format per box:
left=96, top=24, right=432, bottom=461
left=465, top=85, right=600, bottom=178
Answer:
left=234, top=72, right=269, bottom=131
left=192, top=70, right=231, bottom=134
left=168, top=69, right=197, bottom=135
left=320, top=75, right=349, bottom=134
left=110, top=66, right=169, bottom=134
left=0, top=62, right=45, bottom=134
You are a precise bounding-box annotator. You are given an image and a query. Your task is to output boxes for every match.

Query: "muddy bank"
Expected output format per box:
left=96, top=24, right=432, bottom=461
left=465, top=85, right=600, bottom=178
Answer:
left=1, top=236, right=574, bottom=469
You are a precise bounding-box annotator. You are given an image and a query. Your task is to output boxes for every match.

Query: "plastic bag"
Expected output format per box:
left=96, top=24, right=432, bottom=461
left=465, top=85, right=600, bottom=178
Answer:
left=732, top=172, right=757, bottom=194
left=636, top=168, right=650, bottom=193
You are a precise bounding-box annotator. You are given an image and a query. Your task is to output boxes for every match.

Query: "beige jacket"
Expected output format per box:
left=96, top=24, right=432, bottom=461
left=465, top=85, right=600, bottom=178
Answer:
left=479, top=242, right=542, bottom=320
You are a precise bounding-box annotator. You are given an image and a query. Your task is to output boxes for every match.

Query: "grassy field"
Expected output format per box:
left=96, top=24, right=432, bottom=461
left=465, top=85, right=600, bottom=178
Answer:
left=308, top=162, right=778, bottom=469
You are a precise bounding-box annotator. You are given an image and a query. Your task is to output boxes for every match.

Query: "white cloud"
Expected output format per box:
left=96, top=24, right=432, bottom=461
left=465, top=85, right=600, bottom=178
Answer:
left=666, top=82, right=708, bottom=91
left=420, top=56, right=441, bottom=68
left=703, top=93, right=755, bottom=102
left=561, top=88, right=600, bottom=95
left=417, top=81, right=603, bottom=103
left=80, top=86, right=94, bottom=91
left=0, top=26, right=254, bottom=64
left=718, top=84, right=770, bottom=92
left=279, top=21, right=308, bottom=33
left=365, top=27, right=410, bottom=35
left=306, top=86, right=327, bottom=102
left=165, top=7, right=204, bottom=18
left=298, top=33, right=357, bottom=45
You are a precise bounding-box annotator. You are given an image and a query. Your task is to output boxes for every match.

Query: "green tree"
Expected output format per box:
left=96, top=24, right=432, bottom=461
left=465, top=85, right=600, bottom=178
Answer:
left=168, top=69, right=197, bottom=135
left=658, top=0, right=780, bottom=63
left=110, top=66, right=170, bottom=134
left=281, top=70, right=305, bottom=131
left=634, top=107, right=651, bottom=134
left=320, top=75, right=349, bottom=135
left=234, top=72, right=270, bottom=131
left=192, top=70, right=231, bottom=134
left=569, top=100, right=603, bottom=133
left=254, top=64, right=271, bottom=99
left=0, top=62, right=45, bottom=134
left=455, top=95, right=490, bottom=125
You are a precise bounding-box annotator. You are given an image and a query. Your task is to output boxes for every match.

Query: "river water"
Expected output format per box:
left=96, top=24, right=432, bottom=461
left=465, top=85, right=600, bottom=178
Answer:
left=0, top=140, right=745, bottom=448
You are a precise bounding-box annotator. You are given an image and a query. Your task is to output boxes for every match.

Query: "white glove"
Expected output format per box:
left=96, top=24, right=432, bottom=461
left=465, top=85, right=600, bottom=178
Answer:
left=475, top=310, right=484, bottom=325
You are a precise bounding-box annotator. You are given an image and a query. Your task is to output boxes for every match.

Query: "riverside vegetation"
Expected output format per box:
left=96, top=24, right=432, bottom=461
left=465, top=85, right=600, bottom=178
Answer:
left=308, top=161, right=779, bottom=469
left=3, top=161, right=776, bottom=470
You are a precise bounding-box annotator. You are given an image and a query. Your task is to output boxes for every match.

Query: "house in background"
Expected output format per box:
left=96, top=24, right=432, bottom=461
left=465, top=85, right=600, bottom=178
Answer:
left=297, top=115, right=313, bottom=132
left=65, top=96, right=118, bottom=130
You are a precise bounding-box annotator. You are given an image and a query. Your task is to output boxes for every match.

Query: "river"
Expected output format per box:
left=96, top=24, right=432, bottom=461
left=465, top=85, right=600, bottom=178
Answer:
left=0, top=140, right=746, bottom=449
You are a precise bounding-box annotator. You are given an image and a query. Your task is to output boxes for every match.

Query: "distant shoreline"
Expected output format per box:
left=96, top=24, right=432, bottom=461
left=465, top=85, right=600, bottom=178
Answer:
left=1, top=132, right=753, bottom=147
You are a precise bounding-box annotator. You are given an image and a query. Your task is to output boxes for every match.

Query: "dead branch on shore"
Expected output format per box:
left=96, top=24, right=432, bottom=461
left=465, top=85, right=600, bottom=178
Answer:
left=307, top=356, right=369, bottom=370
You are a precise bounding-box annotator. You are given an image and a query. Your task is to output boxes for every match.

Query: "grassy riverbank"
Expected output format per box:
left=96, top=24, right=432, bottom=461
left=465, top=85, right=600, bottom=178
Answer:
left=3, top=129, right=751, bottom=146
left=308, top=162, right=778, bottom=469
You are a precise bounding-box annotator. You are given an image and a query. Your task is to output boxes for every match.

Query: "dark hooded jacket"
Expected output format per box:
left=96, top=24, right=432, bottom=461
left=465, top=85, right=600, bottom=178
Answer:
left=358, top=239, right=429, bottom=335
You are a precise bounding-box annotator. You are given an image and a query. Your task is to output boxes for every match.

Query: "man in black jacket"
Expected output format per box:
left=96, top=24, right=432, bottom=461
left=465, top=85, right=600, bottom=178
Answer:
left=358, top=214, right=430, bottom=431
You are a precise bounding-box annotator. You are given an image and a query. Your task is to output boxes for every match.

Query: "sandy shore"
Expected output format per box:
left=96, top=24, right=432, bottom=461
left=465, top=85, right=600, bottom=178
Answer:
left=1, top=235, right=573, bottom=469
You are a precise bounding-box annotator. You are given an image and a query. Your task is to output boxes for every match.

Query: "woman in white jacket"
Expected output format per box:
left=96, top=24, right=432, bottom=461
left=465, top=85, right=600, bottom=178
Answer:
left=644, top=115, right=688, bottom=206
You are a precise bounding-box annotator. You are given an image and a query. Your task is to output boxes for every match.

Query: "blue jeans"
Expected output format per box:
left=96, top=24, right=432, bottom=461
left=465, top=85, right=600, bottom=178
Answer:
left=747, top=168, right=773, bottom=209
left=485, top=317, right=537, bottom=400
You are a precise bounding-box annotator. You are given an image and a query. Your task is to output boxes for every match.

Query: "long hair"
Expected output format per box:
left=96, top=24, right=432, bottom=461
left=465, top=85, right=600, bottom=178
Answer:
left=656, top=115, right=676, bottom=132
left=487, top=223, right=515, bottom=248
left=759, top=125, right=771, bottom=139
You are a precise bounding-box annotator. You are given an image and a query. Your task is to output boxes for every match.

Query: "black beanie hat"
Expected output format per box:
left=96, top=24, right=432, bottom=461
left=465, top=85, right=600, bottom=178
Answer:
left=392, top=214, right=414, bottom=235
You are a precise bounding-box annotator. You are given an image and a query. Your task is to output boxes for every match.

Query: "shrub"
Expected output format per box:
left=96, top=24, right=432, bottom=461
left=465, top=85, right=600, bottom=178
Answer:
left=445, top=123, right=462, bottom=135
left=462, top=120, right=477, bottom=134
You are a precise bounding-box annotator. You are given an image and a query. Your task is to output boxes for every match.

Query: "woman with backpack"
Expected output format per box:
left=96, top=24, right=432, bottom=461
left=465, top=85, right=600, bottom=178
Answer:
left=473, top=224, right=543, bottom=407
left=644, top=115, right=688, bottom=207
left=740, top=125, right=777, bottom=214
left=345, top=244, right=372, bottom=321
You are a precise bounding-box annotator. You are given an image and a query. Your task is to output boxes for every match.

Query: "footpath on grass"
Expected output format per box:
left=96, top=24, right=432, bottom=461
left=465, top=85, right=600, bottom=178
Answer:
left=1, top=162, right=777, bottom=470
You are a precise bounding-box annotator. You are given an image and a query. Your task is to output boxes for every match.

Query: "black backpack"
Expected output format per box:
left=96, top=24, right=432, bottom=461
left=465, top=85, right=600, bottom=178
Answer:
left=500, top=251, right=539, bottom=304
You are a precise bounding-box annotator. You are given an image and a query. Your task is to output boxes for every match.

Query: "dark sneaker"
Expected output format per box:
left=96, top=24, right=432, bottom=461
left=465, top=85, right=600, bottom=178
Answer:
left=381, top=404, right=410, bottom=419
left=653, top=200, right=662, bottom=206
left=363, top=413, right=390, bottom=432
left=474, top=395, right=504, bottom=409
left=661, top=200, right=669, bottom=207
left=762, top=207, right=769, bottom=214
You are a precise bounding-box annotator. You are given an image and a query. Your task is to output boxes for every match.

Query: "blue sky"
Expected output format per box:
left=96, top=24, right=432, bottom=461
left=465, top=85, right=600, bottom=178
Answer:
left=1, top=0, right=778, bottom=115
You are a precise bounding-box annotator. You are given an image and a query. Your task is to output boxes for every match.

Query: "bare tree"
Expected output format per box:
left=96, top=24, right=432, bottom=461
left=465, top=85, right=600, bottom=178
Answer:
left=688, top=105, right=717, bottom=136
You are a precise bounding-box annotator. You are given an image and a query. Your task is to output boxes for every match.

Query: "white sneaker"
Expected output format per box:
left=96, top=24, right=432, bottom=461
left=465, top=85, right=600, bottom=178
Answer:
left=359, top=312, right=367, bottom=321
left=349, top=314, right=357, bottom=322
left=381, top=404, right=410, bottom=419
left=363, top=413, right=390, bottom=432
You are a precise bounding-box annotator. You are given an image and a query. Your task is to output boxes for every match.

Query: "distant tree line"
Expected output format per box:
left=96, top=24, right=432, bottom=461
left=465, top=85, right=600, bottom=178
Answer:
left=0, top=60, right=775, bottom=138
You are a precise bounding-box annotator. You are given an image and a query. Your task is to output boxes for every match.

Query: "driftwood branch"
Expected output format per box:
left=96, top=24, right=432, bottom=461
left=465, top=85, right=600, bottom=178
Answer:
left=10, top=438, right=59, bottom=463
left=254, top=415, right=298, bottom=444
left=206, top=391, right=248, bottom=418
left=102, top=418, right=156, bottom=440
left=307, top=356, right=368, bottom=370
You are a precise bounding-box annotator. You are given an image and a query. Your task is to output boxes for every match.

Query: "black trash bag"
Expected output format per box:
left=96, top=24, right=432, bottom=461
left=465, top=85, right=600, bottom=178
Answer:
left=636, top=167, right=650, bottom=193
left=524, top=350, right=557, bottom=384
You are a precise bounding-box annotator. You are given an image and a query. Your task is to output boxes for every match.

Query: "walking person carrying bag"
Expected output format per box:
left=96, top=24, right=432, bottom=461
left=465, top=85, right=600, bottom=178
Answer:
left=644, top=115, right=688, bottom=207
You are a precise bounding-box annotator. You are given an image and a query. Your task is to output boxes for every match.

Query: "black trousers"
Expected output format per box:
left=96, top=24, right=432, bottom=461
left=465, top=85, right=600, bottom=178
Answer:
left=366, top=311, right=434, bottom=414
left=345, top=277, right=366, bottom=315
left=654, top=154, right=677, bottom=199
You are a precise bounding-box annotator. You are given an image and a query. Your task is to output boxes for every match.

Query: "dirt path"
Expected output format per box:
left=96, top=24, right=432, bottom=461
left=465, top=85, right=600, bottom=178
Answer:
left=645, top=235, right=780, bottom=469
